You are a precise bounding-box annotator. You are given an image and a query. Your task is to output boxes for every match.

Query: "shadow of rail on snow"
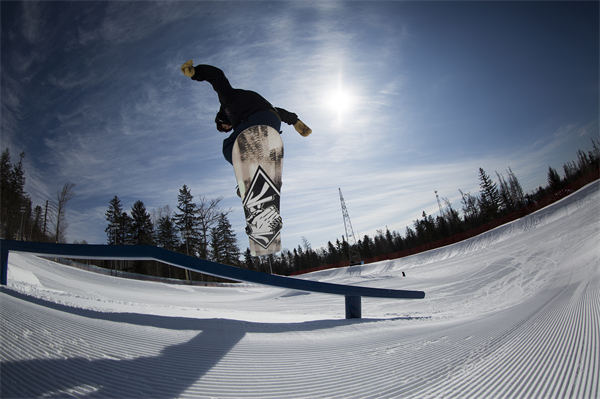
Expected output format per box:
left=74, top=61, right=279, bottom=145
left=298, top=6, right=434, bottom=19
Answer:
left=1, top=288, right=427, bottom=398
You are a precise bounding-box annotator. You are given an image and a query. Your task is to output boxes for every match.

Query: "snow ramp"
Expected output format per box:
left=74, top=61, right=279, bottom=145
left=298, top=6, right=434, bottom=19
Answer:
left=1, top=181, right=599, bottom=398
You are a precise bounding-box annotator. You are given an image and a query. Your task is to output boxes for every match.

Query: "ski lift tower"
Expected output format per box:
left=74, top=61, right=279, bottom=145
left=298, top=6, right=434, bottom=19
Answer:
left=338, top=188, right=362, bottom=265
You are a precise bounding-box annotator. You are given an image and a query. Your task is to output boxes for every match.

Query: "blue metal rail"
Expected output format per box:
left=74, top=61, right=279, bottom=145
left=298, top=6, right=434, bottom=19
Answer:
left=0, top=239, right=425, bottom=318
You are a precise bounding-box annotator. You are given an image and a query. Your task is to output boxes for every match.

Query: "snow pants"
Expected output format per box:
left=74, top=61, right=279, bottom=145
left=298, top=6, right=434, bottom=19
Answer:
left=222, top=110, right=282, bottom=165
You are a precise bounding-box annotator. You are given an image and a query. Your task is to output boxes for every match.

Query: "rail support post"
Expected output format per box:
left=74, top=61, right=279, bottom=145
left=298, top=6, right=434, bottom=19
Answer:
left=345, top=295, right=362, bottom=319
left=1, top=245, right=8, bottom=286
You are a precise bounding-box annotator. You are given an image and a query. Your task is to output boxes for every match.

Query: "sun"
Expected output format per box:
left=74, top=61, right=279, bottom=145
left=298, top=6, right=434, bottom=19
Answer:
left=326, top=88, right=355, bottom=114
left=324, top=74, right=357, bottom=125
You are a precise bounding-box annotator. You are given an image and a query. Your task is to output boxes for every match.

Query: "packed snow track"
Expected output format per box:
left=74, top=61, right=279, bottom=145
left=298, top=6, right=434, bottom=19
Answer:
left=1, top=182, right=599, bottom=398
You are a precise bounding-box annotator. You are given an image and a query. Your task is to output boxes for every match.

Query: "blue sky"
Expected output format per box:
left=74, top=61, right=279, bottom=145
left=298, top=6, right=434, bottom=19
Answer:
left=2, top=1, right=598, bottom=252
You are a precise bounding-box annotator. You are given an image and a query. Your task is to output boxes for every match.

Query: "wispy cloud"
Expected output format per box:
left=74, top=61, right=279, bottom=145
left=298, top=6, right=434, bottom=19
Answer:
left=20, top=2, right=43, bottom=43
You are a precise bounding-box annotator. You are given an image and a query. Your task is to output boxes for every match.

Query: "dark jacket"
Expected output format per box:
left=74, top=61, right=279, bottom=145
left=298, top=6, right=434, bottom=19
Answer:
left=192, top=65, right=298, bottom=128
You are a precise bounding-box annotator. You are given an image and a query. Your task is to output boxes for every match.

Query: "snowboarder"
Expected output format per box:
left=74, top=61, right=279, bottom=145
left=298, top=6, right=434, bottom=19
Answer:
left=180, top=61, right=311, bottom=165
left=181, top=62, right=311, bottom=256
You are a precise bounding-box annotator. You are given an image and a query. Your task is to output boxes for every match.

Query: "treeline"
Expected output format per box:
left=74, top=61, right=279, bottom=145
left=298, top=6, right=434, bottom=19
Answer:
left=4, top=140, right=598, bottom=282
left=102, top=185, right=239, bottom=281
left=247, top=167, right=528, bottom=275
left=0, top=149, right=75, bottom=243
left=271, top=140, right=600, bottom=276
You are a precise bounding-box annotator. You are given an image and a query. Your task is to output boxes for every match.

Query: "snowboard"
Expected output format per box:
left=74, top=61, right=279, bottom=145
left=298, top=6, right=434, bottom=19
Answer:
left=232, top=125, right=283, bottom=257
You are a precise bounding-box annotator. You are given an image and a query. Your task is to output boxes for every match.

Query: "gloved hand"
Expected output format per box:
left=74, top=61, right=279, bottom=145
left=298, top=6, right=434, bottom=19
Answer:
left=294, top=119, right=312, bottom=137
left=181, top=60, right=195, bottom=78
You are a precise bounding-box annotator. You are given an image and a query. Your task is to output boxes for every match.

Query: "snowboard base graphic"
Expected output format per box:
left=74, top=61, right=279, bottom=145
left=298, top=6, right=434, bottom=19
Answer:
left=232, top=125, right=283, bottom=256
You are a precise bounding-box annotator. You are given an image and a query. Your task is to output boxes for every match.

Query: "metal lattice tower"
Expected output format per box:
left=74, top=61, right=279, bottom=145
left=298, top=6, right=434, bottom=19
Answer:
left=339, top=188, right=361, bottom=265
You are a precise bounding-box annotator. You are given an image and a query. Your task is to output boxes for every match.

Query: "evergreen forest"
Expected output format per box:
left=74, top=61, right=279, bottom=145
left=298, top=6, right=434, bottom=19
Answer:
left=1, top=139, right=598, bottom=281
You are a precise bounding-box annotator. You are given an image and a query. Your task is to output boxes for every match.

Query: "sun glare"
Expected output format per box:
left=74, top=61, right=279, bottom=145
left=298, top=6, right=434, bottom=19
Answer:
left=324, top=74, right=357, bottom=126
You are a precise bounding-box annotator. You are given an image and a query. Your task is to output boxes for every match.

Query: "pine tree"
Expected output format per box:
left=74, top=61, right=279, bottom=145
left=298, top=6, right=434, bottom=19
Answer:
left=385, top=228, right=394, bottom=251
left=15, top=155, right=33, bottom=241
left=244, top=248, right=255, bottom=270
left=459, top=189, right=479, bottom=225
left=373, top=229, right=390, bottom=255
left=563, top=161, right=578, bottom=181
left=119, top=212, right=133, bottom=244
left=339, top=238, right=350, bottom=264
left=335, top=238, right=343, bottom=254
left=435, top=215, right=450, bottom=238
left=326, top=241, right=338, bottom=264
left=361, top=235, right=373, bottom=259
left=124, top=201, right=153, bottom=275
left=156, top=214, right=179, bottom=251
left=478, top=168, right=501, bottom=219
left=404, top=226, right=417, bottom=247
left=293, top=247, right=301, bottom=271
left=282, top=250, right=294, bottom=273
left=422, top=211, right=436, bottom=240
left=547, top=166, right=562, bottom=192
left=105, top=196, right=124, bottom=244
left=0, top=151, right=28, bottom=239
left=576, top=149, right=591, bottom=172
left=174, top=185, right=200, bottom=256
left=31, top=205, right=44, bottom=241
left=105, top=197, right=131, bottom=245
left=130, top=200, right=154, bottom=245
left=0, top=149, right=12, bottom=236
left=210, top=213, right=239, bottom=265
left=390, top=230, right=404, bottom=251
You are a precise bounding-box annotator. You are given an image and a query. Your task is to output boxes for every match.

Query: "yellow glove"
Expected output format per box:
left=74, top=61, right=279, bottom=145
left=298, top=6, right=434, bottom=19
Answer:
left=181, top=60, right=195, bottom=78
left=294, top=119, right=312, bottom=137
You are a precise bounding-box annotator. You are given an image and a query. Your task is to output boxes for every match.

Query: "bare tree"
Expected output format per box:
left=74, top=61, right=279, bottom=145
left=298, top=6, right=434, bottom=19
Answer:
left=196, top=196, right=226, bottom=259
left=55, top=183, right=75, bottom=243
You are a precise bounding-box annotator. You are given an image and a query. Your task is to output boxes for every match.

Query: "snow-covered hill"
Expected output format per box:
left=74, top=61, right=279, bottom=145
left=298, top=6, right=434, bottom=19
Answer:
left=1, top=182, right=598, bottom=398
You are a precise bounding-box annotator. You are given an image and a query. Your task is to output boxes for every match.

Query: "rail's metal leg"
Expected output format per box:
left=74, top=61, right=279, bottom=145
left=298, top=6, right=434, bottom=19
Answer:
left=1, top=246, right=8, bottom=286
left=345, top=295, right=362, bottom=319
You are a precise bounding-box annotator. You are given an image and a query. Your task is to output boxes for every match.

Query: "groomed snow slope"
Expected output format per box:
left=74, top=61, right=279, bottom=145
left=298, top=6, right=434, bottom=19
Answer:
left=1, top=181, right=599, bottom=398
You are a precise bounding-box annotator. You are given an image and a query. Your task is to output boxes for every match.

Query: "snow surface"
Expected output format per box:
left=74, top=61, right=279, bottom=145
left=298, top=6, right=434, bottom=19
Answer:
left=1, top=181, right=599, bottom=398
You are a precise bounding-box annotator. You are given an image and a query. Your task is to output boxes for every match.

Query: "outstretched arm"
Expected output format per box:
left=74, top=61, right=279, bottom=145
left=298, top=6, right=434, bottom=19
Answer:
left=181, top=61, right=234, bottom=104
